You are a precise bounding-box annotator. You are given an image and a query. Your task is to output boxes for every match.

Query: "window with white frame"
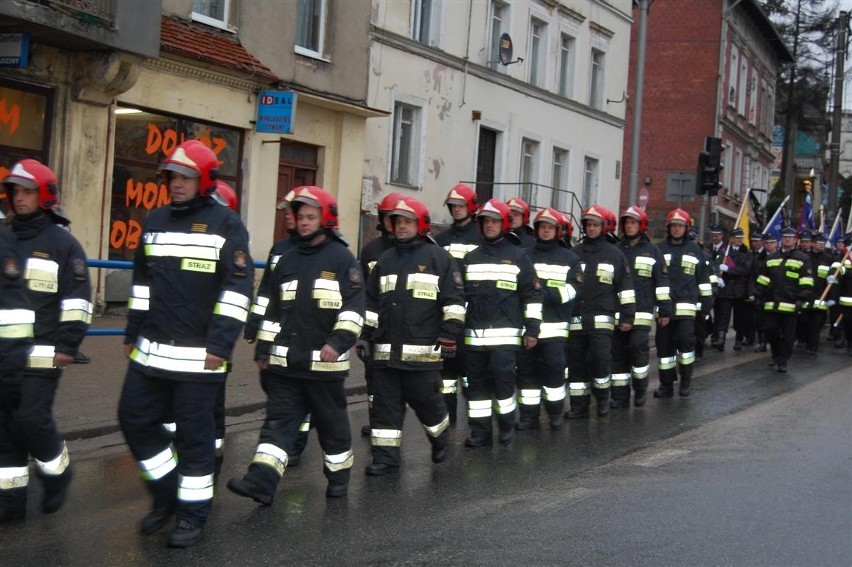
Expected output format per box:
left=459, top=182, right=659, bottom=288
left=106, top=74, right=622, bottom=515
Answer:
left=551, top=148, right=569, bottom=209
left=589, top=48, right=606, bottom=109
left=723, top=141, right=733, bottom=187
left=412, top=0, right=439, bottom=46
left=733, top=148, right=743, bottom=197
left=582, top=156, right=599, bottom=206
left=558, top=33, right=576, bottom=98
left=738, top=55, right=748, bottom=116
left=295, top=0, right=327, bottom=58
left=728, top=45, right=739, bottom=106
left=520, top=138, right=539, bottom=203
left=192, top=0, right=232, bottom=30
left=390, top=101, right=423, bottom=187
left=748, top=71, right=758, bottom=125
left=489, top=1, right=508, bottom=69
left=528, top=18, right=547, bottom=88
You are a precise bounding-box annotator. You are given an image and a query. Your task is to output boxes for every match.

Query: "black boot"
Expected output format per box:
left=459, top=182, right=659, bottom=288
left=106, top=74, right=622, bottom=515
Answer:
left=0, top=488, right=27, bottom=523
left=226, top=465, right=278, bottom=505
left=754, top=332, right=767, bottom=352
left=679, top=378, right=692, bottom=397
left=41, top=468, right=72, bottom=514
left=167, top=519, right=204, bottom=548
left=653, top=383, right=674, bottom=398
left=633, top=388, right=647, bottom=407
left=140, top=499, right=177, bottom=535
left=565, top=395, right=590, bottom=419
left=714, top=332, right=726, bottom=352
left=733, top=335, right=743, bottom=350
left=609, top=385, right=630, bottom=409
left=515, top=407, right=540, bottom=430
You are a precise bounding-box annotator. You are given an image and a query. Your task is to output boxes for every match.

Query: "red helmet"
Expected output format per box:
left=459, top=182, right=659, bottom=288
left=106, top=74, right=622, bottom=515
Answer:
left=666, top=208, right=692, bottom=227
left=477, top=198, right=512, bottom=235
left=507, top=197, right=531, bottom=225
left=445, top=183, right=478, bottom=217
left=600, top=207, right=617, bottom=235
left=3, top=159, right=60, bottom=211
left=559, top=211, right=574, bottom=239
left=581, top=204, right=606, bottom=225
left=620, top=205, right=648, bottom=233
left=212, top=180, right=238, bottom=211
left=160, top=140, right=219, bottom=197
left=276, top=189, right=297, bottom=210
left=533, top=207, right=562, bottom=229
left=389, top=196, right=431, bottom=237
left=290, top=185, right=339, bottom=230
left=378, top=192, right=404, bottom=214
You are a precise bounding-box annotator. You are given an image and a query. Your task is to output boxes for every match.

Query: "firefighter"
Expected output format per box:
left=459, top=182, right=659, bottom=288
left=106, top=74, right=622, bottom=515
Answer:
left=558, top=211, right=575, bottom=248
left=713, top=227, right=753, bottom=351
left=755, top=227, right=814, bottom=372
left=357, top=192, right=403, bottom=437
left=361, top=197, right=465, bottom=474
left=118, top=140, right=253, bottom=548
left=3, top=160, right=91, bottom=518
left=228, top=186, right=364, bottom=502
left=747, top=233, right=768, bottom=352
left=461, top=199, right=541, bottom=447
left=565, top=205, right=635, bottom=418
left=434, top=183, right=482, bottom=424
left=829, top=237, right=848, bottom=347
left=507, top=197, right=536, bottom=251
left=654, top=209, right=712, bottom=398
left=612, top=206, right=671, bottom=408
left=800, top=235, right=834, bottom=355
left=832, top=233, right=852, bottom=355
left=515, top=208, right=580, bottom=431
left=0, top=225, right=35, bottom=521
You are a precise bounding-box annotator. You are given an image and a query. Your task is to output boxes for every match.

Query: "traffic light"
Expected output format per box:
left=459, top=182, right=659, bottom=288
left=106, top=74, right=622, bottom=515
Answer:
left=696, top=137, right=723, bottom=196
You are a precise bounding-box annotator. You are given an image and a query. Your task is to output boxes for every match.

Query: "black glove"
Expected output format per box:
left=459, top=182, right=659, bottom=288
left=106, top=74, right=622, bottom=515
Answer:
left=355, top=339, right=371, bottom=362
left=437, top=337, right=457, bottom=359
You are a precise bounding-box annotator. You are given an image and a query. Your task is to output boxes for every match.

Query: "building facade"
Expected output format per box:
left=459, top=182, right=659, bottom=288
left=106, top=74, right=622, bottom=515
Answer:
left=363, top=0, right=633, bottom=233
left=620, top=0, right=792, bottom=241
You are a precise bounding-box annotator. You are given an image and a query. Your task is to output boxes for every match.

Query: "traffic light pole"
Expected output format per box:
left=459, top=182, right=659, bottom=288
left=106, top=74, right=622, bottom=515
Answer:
left=627, top=0, right=650, bottom=207
left=828, top=11, right=848, bottom=219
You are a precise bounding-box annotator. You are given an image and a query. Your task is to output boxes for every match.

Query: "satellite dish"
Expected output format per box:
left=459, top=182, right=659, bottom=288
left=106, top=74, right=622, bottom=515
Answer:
left=499, top=33, right=513, bottom=66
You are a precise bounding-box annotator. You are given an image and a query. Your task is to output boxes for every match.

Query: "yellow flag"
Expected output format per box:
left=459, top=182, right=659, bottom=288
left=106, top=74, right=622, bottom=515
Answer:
left=735, top=190, right=750, bottom=243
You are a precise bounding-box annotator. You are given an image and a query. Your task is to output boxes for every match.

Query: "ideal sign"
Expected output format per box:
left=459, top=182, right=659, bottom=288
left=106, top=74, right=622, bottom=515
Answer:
left=256, top=90, right=296, bottom=134
left=0, top=34, right=30, bottom=68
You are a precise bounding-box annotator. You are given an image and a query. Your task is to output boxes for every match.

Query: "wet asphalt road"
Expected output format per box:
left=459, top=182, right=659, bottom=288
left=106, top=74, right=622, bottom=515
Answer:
left=2, top=350, right=850, bottom=566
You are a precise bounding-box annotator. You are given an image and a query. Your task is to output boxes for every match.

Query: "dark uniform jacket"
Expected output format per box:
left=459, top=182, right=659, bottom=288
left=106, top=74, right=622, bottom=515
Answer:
left=0, top=226, right=34, bottom=371
left=658, top=237, right=713, bottom=319
left=461, top=237, right=542, bottom=349
left=510, top=226, right=536, bottom=253
left=360, top=233, right=394, bottom=278
left=716, top=244, right=753, bottom=299
left=755, top=247, right=814, bottom=313
left=363, top=238, right=465, bottom=369
left=434, top=220, right=482, bottom=260
left=806, top=249, right=835, bottom=310
left=529, top=238, right=581, bottom=341
left=256, top=236, right=365, bottom=381
left=570, top=235, right=635, bottom=333
left=11, top=213, right=91, bottom=368
left=245, top=233, right=297, bottom=341
left=617, top=234, right=671, bottom=327
left=125, top=198, right=253, bottom=380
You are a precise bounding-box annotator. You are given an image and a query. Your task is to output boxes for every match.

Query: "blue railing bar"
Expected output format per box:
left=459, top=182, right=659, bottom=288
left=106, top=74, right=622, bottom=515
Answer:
left=87, top=328, right=124, bottom=336
left=86, top=259, right=266, bottom=269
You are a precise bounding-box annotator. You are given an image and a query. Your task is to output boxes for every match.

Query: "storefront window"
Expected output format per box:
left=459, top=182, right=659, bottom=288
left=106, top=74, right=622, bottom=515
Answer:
left=0, top=82, right=53, bottom=205
left=109, top=108, right=243, bottom=260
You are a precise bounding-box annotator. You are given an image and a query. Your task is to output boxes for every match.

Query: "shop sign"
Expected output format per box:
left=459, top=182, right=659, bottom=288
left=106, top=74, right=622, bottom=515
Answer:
left=256, top=90, right=296, bottom=134
left=0, top=34, right=29, bottom=68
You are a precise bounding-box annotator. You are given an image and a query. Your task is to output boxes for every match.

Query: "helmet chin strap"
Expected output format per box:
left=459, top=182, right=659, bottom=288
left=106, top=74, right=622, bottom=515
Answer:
left=298, top=228, right=324, bottom=243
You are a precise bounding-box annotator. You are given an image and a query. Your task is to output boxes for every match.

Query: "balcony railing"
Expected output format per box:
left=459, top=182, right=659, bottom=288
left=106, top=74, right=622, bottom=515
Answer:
left=28, top=0, right=116, bottom=28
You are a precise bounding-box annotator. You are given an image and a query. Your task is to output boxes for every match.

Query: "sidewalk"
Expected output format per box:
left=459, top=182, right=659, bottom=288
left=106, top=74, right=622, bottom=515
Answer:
left=55, top=313, right=367, bottom=440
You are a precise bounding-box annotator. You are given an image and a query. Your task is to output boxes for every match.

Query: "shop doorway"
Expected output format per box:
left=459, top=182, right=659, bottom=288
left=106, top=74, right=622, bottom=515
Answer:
left=275, top=141, right=318, bottom=242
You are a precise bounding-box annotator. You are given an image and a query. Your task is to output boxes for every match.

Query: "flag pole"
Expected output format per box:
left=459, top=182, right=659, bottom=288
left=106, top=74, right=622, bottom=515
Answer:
left=762, top=195, right=790, bottom=234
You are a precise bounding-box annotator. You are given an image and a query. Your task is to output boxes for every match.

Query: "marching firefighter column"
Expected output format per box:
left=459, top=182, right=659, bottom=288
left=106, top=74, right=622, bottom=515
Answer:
left=118, top=141, right=254, bottom=549
left=461, top=199, right=541, bottom=447
left=611, top=206, right=671, bottom=408
left=713, top=228, right=753, bottom=351
left=755, top=227, right=814, bottom=372
left=361, top=196, right=465, bottom=475
left=0, top=225, right=35, bottom=522
left=515, top=208, right=581, bottom=431
left=434, top=184, right=483, bottom=424
left=228, top=186, right=364, bottom=503
left=3, top=160, right=92, bottom=518
left=654, top=209, right=712, bottom=398
left=566, top=205, right=635, bottom=418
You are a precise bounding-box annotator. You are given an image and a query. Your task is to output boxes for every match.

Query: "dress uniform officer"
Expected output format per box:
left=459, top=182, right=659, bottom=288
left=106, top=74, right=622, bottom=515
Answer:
left=3, top=160, right=92, bottom=517
left=461, top=199, right=542, bottom=447
left=612, top=206, right=671, bottom=408
left=713, top=227, right=753, bottom=351
left=654, top=209, right=713, bottom=397
left=565, top=205, right=635, bottom=418
left=228, top=186, right=364, bottom=502
left=361, top=197, right=465, bottom=474
left=755, top=227, right=814, bottom=372
left=747, top=233, right=768, bottom=352
left=0, top=225, right=35, bottom=521
left=507, top=197, right=536, bottom=251
left=434, top=183, right=482, bottom=424
left=831, top=234, right=852, bottom=355
left=515, top=208, right=580, bottom=431
left=800, top=235, right=834, bottom=355
left=119, top=140, right=253, bottom=548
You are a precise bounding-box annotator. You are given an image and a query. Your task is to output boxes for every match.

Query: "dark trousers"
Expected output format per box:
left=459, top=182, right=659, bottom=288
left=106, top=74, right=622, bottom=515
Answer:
left=611, top=327, right=651, bottom=402
left=465, top=349, right=517, bottom=439
left=0, top=371, right=28, bottom=510
left=118, top=364, right=220, bottom=528
left=248, top=371, right=352, bottom=492
left=440, top=349, right=467, bottom=422
left=15, top=368, right=65, bottom=468
left=516, top=340, right=567, bottom=417
left=566, top=331, right=612, bottom=411
left=715, top=297, right=748, bottom=337
left=765, top=311, right=799, bottom=365
left=655, top=318, right=696, bottom=385
left=801, top=309, right=826, bottom=351
left=369, top=367, right=448, bottom=466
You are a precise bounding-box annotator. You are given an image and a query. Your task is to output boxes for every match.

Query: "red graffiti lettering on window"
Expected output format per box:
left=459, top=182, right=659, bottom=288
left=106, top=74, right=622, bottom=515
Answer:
left=145, top=124, right=227, bottom=163
left=0, top=99, right=20, bottom=136
left=109, top=219, right=142, bottom=251
left=125, top=178, right=170, bottom=210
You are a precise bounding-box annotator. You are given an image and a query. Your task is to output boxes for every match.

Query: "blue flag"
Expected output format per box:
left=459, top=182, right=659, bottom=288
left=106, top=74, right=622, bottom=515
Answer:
left=765, top=207, right=786, bottom=241
left=798, top=191, right=815, bottom=235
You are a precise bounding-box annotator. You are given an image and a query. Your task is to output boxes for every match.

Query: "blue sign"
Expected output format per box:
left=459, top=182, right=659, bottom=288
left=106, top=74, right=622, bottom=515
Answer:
left=256, top=90, right=297, bottom=134
left=0, top=33, right=29, bottom=68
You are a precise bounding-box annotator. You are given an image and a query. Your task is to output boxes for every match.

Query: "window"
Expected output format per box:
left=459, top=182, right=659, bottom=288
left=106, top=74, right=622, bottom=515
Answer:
left=390, top=101, right=422, bottom=187
left=551, top=148, right=569, bottom=209
left=582, top=156, right=599, bottom=206
left=665, top=171, right=696, bottom=203
left=192, top=0, right=231, bottom=30
left=589, top=48, right=605, bottom=109
left=728, top=45, right=739, bottom=106
left=520, top=138, right=539, bottom=203
left=296, top=0, right=327, bottom=58
left=528, top=18, right=547, bottom=87
left=748, top=71, right=758, bottom=125
left=489, top=1, right=507, bottom=69
left=738, top=55, right=748, bottom=116
left=733, top=148, right=743, bottom=197
left=412, top=0, right=438, bottom=45
left=558, top=33, right=576, bottom=98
